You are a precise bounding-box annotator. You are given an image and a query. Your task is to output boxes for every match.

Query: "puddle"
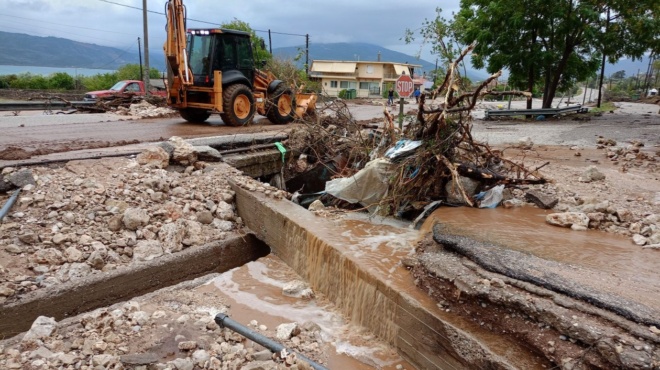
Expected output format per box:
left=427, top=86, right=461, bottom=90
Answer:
left=207, top=254, right=412, bottom=370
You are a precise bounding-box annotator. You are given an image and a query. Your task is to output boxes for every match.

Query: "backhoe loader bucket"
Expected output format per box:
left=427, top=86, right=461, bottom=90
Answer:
left=295, top=92, right=317, bottom=119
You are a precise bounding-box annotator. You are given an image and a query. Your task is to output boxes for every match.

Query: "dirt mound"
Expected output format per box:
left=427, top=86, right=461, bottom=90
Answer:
left=0, top=146, right=32, bottom=160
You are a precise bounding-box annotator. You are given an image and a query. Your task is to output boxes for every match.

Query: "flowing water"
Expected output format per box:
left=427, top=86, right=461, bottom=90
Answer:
left=207, top=254, right=413, bottom=369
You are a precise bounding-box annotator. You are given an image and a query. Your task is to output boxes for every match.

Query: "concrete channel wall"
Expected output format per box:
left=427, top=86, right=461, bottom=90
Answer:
left=0, top=235, right=270, bottom=339
left=231, top=182, right=531, bottom=370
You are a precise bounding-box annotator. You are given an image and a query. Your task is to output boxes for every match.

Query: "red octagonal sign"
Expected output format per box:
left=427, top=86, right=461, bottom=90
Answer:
left=396, top=74, right=414, bottom=98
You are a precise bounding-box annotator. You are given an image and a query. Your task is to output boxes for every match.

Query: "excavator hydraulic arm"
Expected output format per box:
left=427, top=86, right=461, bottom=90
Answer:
left=164, top=0, right=192, bottom=103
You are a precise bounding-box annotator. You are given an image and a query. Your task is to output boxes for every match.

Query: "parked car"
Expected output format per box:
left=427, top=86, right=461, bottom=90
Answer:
left=84, top=80, right=166, bottom=101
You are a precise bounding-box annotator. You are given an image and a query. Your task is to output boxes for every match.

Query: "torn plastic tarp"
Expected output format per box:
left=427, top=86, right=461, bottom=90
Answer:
left=384, top=140, right=422, bottom=162
left=325, top=158, right=395, bottom=212
left=474, top=184, right=504, bottom=208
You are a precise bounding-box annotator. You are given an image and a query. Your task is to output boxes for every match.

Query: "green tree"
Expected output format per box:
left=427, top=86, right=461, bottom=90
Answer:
left=454, top=0, right=659, bottom=108
left=80, top=73, right=119, bottom=91
left=48, top=72, right=75, bottom=90
left=221, top=18, right=271, bottom=64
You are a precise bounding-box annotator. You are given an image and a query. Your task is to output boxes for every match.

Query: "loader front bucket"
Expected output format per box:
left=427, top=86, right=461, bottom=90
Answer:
left=295, top=92, right=317, bottom=119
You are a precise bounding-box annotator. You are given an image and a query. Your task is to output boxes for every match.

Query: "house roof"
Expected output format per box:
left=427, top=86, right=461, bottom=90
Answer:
left=312, top=60, right=422, bottom=68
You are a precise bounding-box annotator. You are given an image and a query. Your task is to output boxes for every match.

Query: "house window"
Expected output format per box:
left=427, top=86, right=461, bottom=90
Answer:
left=330, top=81, right=338, bottom=88
left=359, top=82, right=370, bottom=90
left=340, top=81, right=356, bottom=89
left=366, top=65, right=374, bottom=74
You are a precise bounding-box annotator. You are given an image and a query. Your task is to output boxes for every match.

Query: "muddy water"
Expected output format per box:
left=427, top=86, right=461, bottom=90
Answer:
left=424, top=206, right=660, bottom=308
left=206, top=254, right=412, bottom=369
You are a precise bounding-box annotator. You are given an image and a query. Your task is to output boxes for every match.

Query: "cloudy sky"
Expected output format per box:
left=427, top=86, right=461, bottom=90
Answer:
left=1, top=0, right=460, bottom=63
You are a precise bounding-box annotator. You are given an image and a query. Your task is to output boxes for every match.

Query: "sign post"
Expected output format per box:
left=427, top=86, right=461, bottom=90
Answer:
left=396, top=73, right=414, bottom=130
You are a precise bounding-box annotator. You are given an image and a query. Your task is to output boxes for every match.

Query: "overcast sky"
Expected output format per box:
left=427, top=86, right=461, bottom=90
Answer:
left=1, top=0, right=460, bottom=63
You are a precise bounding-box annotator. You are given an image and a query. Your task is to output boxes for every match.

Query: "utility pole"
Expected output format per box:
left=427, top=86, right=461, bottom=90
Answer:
left=305, top=34, right=309, bottom=78
left=268, top=30, right=272, bottom=54
left=142, top=0, right=151, bottom=95
left=138, top=37, right=144, bottom=82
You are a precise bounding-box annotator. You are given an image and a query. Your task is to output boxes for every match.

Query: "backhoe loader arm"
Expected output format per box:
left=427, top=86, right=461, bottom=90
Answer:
left=164, top=0, right=192, bottom=87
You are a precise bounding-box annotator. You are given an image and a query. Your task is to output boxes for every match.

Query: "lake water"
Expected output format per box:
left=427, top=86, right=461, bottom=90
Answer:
left=0, top=65, right=117, bottom=77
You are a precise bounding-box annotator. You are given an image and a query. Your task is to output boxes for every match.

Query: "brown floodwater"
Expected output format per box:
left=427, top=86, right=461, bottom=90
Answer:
left=423, top=206, right=660, bottom=308
left=207, top=254, right=413, bottom=370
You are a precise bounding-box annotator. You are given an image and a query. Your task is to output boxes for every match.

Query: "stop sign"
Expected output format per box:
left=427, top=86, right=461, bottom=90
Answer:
left=396, top=74, right=414, bottom=98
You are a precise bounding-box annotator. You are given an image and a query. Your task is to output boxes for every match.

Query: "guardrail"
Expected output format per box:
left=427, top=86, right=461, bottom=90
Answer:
left=0, top=101, right=97, bottom=111
left=485, top=104, right=587, bottom=119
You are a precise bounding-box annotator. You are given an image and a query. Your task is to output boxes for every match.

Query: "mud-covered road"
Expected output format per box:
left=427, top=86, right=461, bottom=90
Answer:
left=0, top=111, right=295, bottom=160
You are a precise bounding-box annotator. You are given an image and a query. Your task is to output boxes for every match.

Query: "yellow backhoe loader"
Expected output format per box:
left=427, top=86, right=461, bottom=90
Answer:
left=164, top=0, right=315, bottom=125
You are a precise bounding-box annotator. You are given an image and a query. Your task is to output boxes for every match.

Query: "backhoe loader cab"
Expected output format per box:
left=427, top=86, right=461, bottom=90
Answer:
left=186, top=29, right=254, bottom=89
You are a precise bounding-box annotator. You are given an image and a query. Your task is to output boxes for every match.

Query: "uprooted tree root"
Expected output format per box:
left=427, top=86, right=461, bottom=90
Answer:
left=290, top=43, right=545, bottom=217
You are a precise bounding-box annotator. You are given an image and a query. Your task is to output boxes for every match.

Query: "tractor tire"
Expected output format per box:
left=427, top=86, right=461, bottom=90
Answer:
left=179, top=108, right=210, bottom=123
left=221, top=84, right=255, bottom=126
left=266, top=85, right=296, bottom=125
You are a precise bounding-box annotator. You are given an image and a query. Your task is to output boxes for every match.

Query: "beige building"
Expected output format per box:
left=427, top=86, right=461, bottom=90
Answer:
left=310, top=60, right=422, bottom=98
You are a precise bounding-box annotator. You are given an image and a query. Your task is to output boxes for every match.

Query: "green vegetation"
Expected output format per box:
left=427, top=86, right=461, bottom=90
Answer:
left=589, top=101, right=617, bottom=113
left=0, top=64, right=162, bottom=91
left=405, top=1, right=659, bottom=109
left=221, top=18, right=271, bottom=64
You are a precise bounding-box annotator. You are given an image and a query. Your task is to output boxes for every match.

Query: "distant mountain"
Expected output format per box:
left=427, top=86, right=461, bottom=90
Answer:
left=273, top=42, right=489, bottom=81
left=0, top=31, right=165, bottom=71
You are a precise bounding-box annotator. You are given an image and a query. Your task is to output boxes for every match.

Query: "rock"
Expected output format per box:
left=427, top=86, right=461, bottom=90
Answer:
left=57, top=353, right=78, bottom=365
left=87, top=250, right=106, bottom=269
left=0, top=285, right=16, bottom=297
left=502, top=199, right=523, bottom=208
left=136, top=147, right=170, bottom=169
left=253, top=349, right=274, bottom=361
left=212, top=219, right=234, bottom=232
left=283, top=280, right=315, bottom=299
left=276, top=323, right=300, bottom=340
left=107, top=214, right=124, bottom=231
left=5, top=244, right=22, bottom=254
left=171, top=358, right=194, bottom=370
left=131, top=311, right=151, bottom=326
left=308, top=200, right=325, bottom=211
left=92, top=354, right=117, bottom=367
left=169, top=136, right=198, bottom=166
left=578, top=166, right=606, bottom=182
left=64, top=246, right=84, bottom=263
left=52, top=233, right=67, bottom=245
left=122, top=208, right=150, bottom=230
left=192, top=349, right=211, bottom=366
left=29, top=346, right=54, bottom=359
left=615, top=209, right=633, bottom=223
left=546, top=212, right=590, bottom=228
left=33, top=248, right=65, bottom=265
left=159, top=219, right=204, bottom=253
left=215, top=201, right=236, bottom=221
left=120, top=353, right=160, bottom=365
left=23, top=316, right=57, bottom=341
left=516, top=136, right=533, bottom=149
left=18, top=232, right=39, bottom=245
left=193, top=145, right=223, bottom=162
left=525, top=189, right=559, bottom=209
left=178, top=341, right=198, bottom=351
left=196, top=210, right=214, bottom=225
left=242, top=361, right=279, bottom=370
left=445, top=176, right=480, bottom=205
left=132, top=240, right=164, bottom=262
left=7, top=169, right=36, bottom=188
left=632, top=234, right=648, bottom=246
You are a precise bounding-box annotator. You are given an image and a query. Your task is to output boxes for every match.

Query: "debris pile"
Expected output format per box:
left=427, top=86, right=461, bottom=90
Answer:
left=287, top=44, right=543, bottom=217
left=116, top=100, right=176, bottom=118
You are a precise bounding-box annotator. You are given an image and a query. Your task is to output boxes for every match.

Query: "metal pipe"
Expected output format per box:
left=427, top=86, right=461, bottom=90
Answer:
left=214, top=314, right=328, bottom=370
left=0, top=189, right=21, bottom=222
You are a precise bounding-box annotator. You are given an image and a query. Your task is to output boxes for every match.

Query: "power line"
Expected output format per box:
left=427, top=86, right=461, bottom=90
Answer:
left=0, top=13, right=135, bottom=36
left=95, top=0, right=307, bottom=38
